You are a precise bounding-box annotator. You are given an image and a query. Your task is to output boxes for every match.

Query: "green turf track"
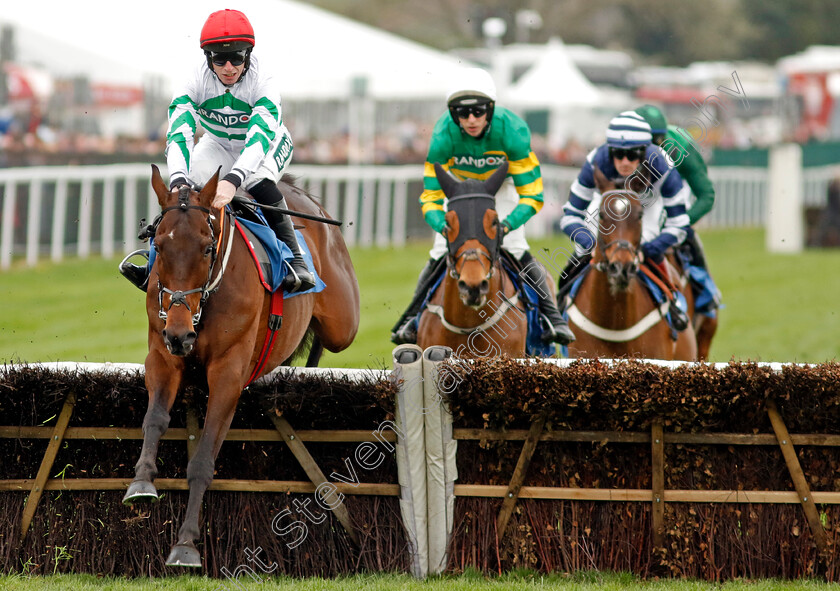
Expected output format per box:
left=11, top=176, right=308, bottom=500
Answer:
left=0, top=228, right=838, bottom=367
left=0, top=571, right=837, bottom=590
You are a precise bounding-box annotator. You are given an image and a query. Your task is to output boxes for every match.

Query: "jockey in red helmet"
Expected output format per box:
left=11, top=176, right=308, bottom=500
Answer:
left=120, top=9, right=315, bottom=294
left=200, top=8, right=256, bottom=81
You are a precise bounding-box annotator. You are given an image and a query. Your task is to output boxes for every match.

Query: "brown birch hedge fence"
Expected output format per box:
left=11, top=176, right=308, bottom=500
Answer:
left=1, top=356, right=840, bottom=581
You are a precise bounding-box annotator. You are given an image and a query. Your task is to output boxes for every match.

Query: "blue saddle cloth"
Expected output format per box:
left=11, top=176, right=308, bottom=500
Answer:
left=147, top=210, right=325, bottom=298
left=234, top=216, right=326, bottom=297
left=676, top=249, right=722, bottom=318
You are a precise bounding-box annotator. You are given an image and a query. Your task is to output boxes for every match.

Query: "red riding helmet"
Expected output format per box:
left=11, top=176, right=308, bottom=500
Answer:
left=200, top=9, right=255, bottom=52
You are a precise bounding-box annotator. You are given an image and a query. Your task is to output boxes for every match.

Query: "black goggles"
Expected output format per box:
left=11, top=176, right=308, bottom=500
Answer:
left=452, top=104, right=489, bottom=119
left=209, top=50, right=248, bottom=67
left=609, top=147, right=646, bottom=162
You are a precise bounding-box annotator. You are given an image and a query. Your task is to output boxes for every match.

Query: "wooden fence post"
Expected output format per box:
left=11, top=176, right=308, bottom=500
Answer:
left=496, top=414, right=547, bottom=540
left=269, top=414, right=359, bottom=546
left=19, top=392, right=77, bottom=542
left=766, top=399, right=828, bottom=555
left=651, top=421, right=665, bottom=549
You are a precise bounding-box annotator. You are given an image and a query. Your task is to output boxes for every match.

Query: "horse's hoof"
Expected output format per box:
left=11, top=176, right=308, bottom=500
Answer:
left=166, top=543, right=202, bottom=568
left=122, top=480, right=159, bottom=505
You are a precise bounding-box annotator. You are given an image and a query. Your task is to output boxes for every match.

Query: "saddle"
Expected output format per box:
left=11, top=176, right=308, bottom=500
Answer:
left=233, top=216, right=324, bottom=297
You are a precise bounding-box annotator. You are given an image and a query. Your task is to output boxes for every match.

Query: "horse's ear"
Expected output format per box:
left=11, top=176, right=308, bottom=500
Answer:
left=592, top=165, right=610, bottom=195
left=484, top=161, right=509, bottom=196
left=482, top=209, right=498, bottom=242
left=434, top=163, right=459, bottom=197
left=444, top=210, right=459, bottom=243
left=151, top=164, right=170, bottom=206
left=198, top=167, right=222, bottom=207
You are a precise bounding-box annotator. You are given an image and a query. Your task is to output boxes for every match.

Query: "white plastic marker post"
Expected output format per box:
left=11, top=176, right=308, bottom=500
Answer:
left=422, top=345, right=457, bottom=575
left=392, top=344, right=428, bottom=578
left=766, top=143, right=803, bottom=254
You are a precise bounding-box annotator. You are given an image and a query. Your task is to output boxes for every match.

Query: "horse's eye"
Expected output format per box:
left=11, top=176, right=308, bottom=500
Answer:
left=204, top=245, right=213, bottom=257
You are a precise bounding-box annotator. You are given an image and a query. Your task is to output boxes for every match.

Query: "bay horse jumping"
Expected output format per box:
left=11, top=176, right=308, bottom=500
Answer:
left=123, top=165, right=359, bottom=568
left=416, top=163, right=528, bottom=358
left=565, top=167, right=697, bottom=361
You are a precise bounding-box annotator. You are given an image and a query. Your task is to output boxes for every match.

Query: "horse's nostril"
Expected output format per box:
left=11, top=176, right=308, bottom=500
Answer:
left=480, top=280, right=489, bottom=293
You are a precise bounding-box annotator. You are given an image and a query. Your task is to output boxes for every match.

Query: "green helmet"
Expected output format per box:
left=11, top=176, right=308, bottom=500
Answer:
left=635, top=104, right=668, bottom=136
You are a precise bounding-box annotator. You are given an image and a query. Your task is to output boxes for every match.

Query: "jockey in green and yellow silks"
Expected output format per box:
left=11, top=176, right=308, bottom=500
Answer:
left=391, top=68, right=575, bottom=347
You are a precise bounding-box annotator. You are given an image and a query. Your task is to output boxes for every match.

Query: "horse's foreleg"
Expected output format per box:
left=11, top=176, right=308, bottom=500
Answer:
left=124, top=350, right=184, bottom=505
left=167, top=362, right=245, bottom=568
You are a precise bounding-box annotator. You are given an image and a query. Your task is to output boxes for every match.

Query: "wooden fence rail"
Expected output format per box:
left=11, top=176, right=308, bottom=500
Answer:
left=2, top=396, right=835, bottom=553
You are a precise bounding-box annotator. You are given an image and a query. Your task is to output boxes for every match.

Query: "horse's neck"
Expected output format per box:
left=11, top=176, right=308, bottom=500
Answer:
left=584, top=268, right=648, bottom=330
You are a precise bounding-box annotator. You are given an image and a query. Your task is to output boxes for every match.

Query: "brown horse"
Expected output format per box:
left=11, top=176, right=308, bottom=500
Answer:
left=122, top=165, right=359, bottom=568
left=565, top=168, right=697, bottom=361
left=416, top=163, right=528, bottom=358
left=668, top=250, right=718, bottom=361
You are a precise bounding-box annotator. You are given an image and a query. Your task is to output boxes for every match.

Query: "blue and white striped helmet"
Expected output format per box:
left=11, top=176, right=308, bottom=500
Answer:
left=606, top=111, right=652, bottom=148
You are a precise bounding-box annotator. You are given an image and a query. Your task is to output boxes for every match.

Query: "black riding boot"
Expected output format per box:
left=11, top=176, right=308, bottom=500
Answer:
left=555, top=252, right=592, bottom=311
left=679, top=230, right=721, bottom=316
left=119, top=249, right=151, bottom=292
left=250, top=180, right=316, bottom=293
left=391, top=257, right=443, bottom=345
left=518, top=252, right=576, bottom=346
left=682, top=228, right=708, bottom=270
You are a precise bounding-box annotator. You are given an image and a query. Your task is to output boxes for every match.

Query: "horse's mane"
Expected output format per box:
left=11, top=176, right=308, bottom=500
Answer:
left=280, top=173, right=324, bottom=212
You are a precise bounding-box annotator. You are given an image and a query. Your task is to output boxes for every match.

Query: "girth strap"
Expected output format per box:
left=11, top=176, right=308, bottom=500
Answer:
left=245, top=290, right=284, bottom=387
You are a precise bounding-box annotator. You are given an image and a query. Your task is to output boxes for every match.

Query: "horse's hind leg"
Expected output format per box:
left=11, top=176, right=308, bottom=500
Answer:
left=124, top=352, right=184, bottom=505
left=166, top=361, right=245, bottom=568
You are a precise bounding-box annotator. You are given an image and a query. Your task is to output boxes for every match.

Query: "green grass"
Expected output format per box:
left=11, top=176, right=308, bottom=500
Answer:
left=1, top=228, right=838, bottom=367
left=0, top=571, right=837, bottom=590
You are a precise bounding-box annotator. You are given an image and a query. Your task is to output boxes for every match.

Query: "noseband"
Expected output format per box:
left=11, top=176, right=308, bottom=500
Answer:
left=150, top=192, right=232, bottom=325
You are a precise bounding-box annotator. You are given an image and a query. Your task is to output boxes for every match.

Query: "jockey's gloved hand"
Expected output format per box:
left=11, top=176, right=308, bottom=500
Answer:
left=566, top=223, right=595, bottom=254
left=641, top=240, right=666, bottom=263
left=169, top=177, right=189, bottom=191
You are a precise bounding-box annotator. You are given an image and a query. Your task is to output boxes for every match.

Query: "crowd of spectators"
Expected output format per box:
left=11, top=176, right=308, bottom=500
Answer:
left=0, top=98, right=767, bottom=170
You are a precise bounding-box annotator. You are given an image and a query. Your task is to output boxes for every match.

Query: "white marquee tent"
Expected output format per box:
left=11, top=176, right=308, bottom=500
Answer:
left=1, top=0, right=474, bottom=101
left=503, top=38, right=627, bottom=147
left=504, top=38, right=603, bottom=108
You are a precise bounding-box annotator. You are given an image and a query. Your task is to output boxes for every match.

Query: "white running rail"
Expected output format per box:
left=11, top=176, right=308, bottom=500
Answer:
left=0, top=162, right=835, bottom=269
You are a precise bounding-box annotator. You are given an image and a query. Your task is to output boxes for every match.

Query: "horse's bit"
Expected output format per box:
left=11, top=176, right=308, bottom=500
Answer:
left=594, top=236, right=641, bottom=274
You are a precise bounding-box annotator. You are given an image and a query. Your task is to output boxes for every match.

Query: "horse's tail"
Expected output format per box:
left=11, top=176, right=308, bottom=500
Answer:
left=280, top=329, right=323, bottom=367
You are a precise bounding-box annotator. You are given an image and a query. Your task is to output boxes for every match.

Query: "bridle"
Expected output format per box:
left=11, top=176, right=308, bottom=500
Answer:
left=444, top=193, right=501, bottom=283
left=149, top=190, right=235, bottom=325
left=594, top=190, right=641, bottom=275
